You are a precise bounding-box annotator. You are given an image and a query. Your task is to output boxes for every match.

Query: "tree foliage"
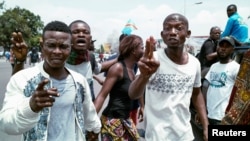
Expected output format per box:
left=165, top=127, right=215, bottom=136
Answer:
left=100, top=44, right=105, bottom=53
left=0, top=2, right=44, bottom=50
left=0, top=1, right=4, bottom=9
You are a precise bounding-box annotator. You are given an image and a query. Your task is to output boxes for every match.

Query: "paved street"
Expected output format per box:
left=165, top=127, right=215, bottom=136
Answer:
left=0, top=58, right=21, bottom=141
left=0, top=58, right=145, bottom=141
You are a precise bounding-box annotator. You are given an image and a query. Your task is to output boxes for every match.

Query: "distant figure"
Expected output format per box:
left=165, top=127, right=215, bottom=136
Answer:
left=184, top=38, right=195, bottom=55
left=104, top=34, right=129, bottom=77
left=184, top=43, right=195, bottom=55
left=5, top=51, right=10, bottom=62
left=221, top=4, right=249, bottom=43
left=9, top=49, right=15, bottom=69
left=38, top=51, right=43, bottom=62
left=29, top=48, right=39, bottom=66
left=198, top=26, right=221, bottom=80
left=99, top=53, right=104, bottom=62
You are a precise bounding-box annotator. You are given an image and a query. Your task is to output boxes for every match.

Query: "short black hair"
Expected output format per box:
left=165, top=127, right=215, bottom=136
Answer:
left=210, top=26, right=220, bottom=33
left=228, top=4, right=237, bottom=12
left=43, top=20, right=71, bottom=35
left=164, top=13, right=189, bottom=29
left=69, top=20, right=91, bottom=31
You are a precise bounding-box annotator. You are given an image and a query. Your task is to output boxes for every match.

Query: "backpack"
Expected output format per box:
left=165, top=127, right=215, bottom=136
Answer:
left=30, top=52, right=39, bottom=63
left=89, top=52, right=96, bottom=71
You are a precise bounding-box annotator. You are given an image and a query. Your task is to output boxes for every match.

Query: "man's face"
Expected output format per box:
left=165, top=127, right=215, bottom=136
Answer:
left=227, top=6, right=235, bottom=17
left=210, top=28, right=221, bottom=40
left=161, top=15, right=190, bottom=48
left=217, top=41, right=234, bottom=59
left=42, top=31, right=71, bottom=69
left=70, top=22, right=92, bottom=52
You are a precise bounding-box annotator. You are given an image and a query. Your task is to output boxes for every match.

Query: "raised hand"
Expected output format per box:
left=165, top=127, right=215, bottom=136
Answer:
left=29, top=79, right=59, bottom=113
left=138, top=36, right=160, bottom=77
left=11, top=32, right=28, bottom=62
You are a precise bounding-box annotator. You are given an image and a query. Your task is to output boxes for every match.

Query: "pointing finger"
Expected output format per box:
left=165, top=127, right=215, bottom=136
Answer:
left=36, top=79, right=50, bottom=91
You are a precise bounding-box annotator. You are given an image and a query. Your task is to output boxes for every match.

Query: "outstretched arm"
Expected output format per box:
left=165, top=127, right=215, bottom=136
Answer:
left=100, top=58, right=117, bottom=72
left=93, top=74, right=104, bottom=85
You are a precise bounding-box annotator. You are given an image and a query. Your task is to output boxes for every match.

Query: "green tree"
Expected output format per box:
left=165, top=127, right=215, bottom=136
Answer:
left=0, top=1, right=4, bottom=10
left=0, top=5, right=44, bottom=51
left=100, top=44, right=104, bottom=53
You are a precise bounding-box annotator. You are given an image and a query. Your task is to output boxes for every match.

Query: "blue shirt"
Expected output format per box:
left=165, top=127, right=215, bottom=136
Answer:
left=221, top=12, right=249, bottom=43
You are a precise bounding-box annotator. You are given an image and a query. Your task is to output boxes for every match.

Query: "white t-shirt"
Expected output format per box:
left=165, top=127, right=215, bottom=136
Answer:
left=65, top=62, right=93, bottom=84
left=205, top=61, right=240, bottom=120
left=65, top=61, right=101, bottom=84
left=142, top=48, right=201, bottom=141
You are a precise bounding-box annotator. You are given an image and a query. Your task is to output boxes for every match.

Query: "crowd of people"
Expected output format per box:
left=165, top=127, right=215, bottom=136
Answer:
left=4, top=46, right=41, bottom=70
left=0, top=3, right=249, bottom=141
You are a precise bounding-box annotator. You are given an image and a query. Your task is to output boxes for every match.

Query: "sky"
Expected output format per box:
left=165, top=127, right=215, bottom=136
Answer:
left=2, top=0, right=250, bottom=47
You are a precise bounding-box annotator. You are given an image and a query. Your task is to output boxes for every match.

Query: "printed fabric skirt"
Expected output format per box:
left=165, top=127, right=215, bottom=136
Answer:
left=100, top=115, right=140, bottom=141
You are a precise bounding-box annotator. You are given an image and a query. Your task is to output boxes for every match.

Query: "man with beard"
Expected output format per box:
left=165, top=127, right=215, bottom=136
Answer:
left=205, top=36, right=240, bottom=125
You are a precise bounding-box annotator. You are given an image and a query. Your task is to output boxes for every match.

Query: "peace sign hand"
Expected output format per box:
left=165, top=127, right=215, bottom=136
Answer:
left=11, top=32, right=28, bottom=62
left=138, top=36, right=160, bottom=77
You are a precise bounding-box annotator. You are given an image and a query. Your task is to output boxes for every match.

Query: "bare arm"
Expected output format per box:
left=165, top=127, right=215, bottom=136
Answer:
left=192, top=87, right=208, bottom=141
left=203, top=41, right=217, bottom=61
left=93, top=75, right=104, bottom=85
left=100, top=58, right=117, bottom=72
left=12, top=63, right=25, bottom=75
left=206, top=52, right=217, bottom=61
left=129, top=75, right=149, bottom=99
left=94, top=63, right=122, bottom=113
